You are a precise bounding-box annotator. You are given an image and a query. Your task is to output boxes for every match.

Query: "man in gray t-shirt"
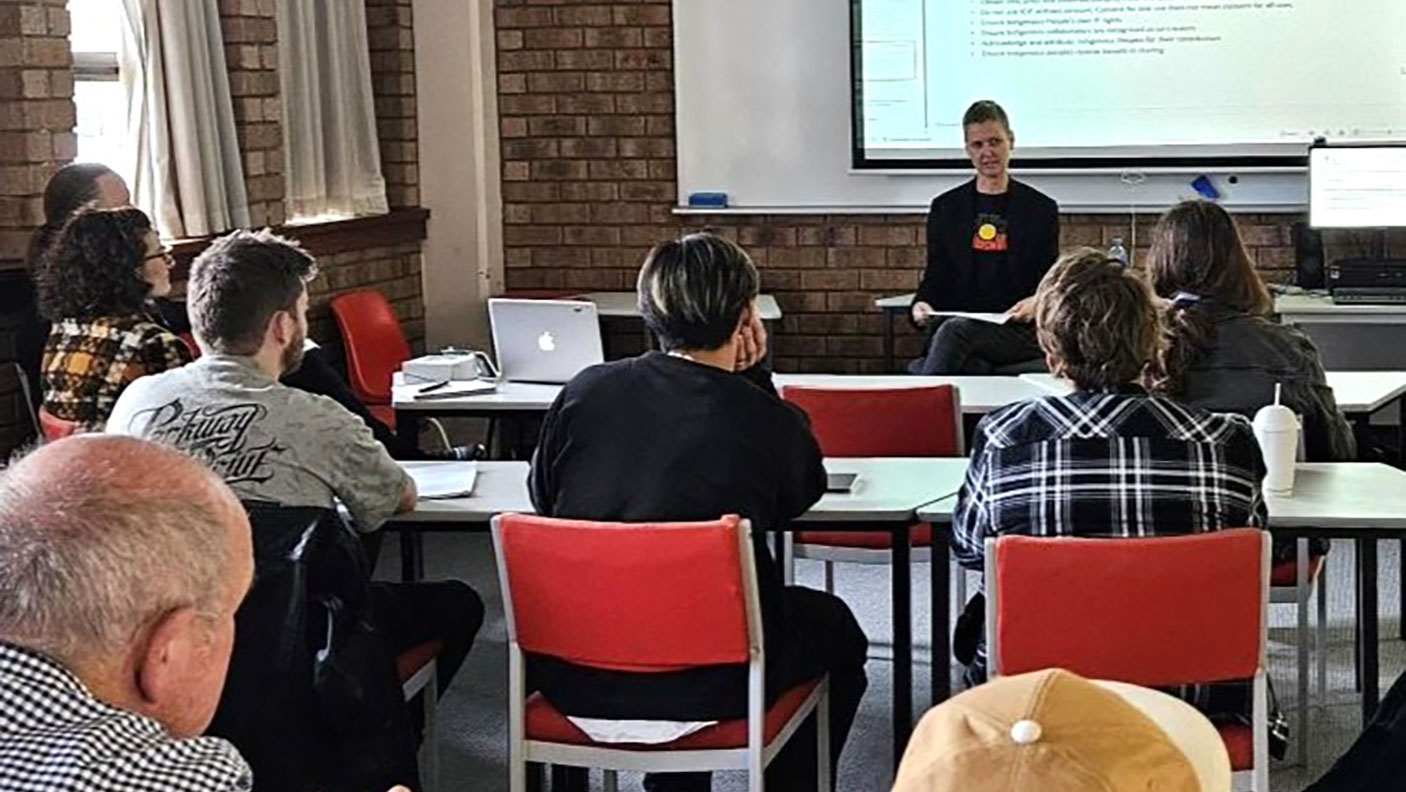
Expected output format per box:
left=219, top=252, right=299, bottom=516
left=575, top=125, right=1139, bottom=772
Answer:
left=108, top=230, right=481, bottom=791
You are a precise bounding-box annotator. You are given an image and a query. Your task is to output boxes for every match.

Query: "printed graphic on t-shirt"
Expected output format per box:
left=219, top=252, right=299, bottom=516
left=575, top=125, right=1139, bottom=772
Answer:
left=972, top=212, right=1008, bottom=252
left=130, top=399, right=285, bottom=484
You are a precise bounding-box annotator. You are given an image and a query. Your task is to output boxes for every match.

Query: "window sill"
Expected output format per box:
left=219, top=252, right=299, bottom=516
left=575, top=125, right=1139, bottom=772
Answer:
left=170, top=207, right=430, bottom=275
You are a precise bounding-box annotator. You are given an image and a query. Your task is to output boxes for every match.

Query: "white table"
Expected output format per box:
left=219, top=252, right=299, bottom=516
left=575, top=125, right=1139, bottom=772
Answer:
left=1020, top=371, right=1406, bottom=416
left=1276, top=293, right=1406, bottom=326
left=918, top=461, right=1406, bottom=726
left=576, top=291, right=783, bottom=322
left=391, top=374, right=560, bottom=414
left=775, top=374, right=1051, bottom=416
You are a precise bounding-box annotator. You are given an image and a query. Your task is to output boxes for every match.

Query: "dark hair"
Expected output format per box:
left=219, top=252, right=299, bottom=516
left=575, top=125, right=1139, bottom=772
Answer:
left=962, top=100, right=1011, bottom=135
left=1145, top=200, right=1273, bottom=395
left=35, top=207, right=155, bottom=321
left=188, top=229, right=318, bottom=355
left=25, top=163, right=120, bottom=269
left=1035, top=248, right=1160, bottom=390
left=637, top=232, right=759, bottom=351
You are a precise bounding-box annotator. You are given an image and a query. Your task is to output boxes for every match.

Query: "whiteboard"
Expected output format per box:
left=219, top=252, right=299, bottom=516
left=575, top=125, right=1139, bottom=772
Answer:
left=673, top=0, right=1307, bottom=213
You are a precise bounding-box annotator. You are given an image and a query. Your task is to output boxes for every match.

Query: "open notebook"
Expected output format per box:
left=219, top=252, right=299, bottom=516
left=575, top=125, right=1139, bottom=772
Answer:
left=402, top=461, right=479, bottom=500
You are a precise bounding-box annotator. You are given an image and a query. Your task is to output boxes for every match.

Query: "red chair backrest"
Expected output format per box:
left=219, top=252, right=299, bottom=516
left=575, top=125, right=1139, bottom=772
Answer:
left=329, top=289, right=411, bottom=404
left=37, top=406, right=77, bottom=441
left=989, top=529, right=1267, bottom=687
left=177, top=331, right=202, bottom=360
left=781, top=385, right=962, bottom=457
left=493, top=513, right=754, bottom=672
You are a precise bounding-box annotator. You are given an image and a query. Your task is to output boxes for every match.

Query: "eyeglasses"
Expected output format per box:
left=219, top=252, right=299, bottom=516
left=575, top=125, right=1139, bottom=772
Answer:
left=143, top=248, right=174, bottom=263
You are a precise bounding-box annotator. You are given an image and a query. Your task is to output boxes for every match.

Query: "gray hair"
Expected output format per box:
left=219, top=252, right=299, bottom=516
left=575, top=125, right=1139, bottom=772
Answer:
left=0, top=438, right=232, bottom=665
left=636, top=232, right=759, bottom=351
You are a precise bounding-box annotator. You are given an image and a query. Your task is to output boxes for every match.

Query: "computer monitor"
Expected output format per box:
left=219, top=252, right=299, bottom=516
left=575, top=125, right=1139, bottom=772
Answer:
left=1309, top=145, right=1406, bottom=229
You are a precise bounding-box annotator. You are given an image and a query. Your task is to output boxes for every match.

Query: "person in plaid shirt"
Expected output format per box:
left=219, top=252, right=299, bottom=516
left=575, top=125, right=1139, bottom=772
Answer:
left=952, top=248, right=1283, bottom=752
left=36, top=207, right=191, bottom=432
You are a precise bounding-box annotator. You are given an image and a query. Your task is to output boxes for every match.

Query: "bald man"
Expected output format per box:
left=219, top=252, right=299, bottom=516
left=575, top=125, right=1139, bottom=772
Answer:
left=0, top=435, right=255, bottom=792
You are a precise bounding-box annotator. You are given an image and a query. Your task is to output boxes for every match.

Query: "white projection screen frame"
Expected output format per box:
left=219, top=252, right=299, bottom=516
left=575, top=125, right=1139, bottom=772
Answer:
left=673, top=0, right=1406, bottom=213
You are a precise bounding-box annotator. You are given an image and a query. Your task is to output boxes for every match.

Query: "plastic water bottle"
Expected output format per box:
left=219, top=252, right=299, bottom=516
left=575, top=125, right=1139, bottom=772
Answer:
left=1108, top=237, right=1128, bottom=267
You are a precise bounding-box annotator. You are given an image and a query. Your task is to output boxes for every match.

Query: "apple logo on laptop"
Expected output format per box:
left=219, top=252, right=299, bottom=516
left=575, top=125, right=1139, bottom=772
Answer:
left=537, top=331, right=556, bottom=353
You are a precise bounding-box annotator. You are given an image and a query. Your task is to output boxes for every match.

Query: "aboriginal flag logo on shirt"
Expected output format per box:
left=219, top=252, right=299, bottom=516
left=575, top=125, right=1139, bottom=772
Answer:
left=972, top=212, right=1008, bottom=253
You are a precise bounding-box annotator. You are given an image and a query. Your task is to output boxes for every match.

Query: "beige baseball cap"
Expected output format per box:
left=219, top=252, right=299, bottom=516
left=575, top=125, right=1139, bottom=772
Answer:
left=892, top=669, right=1232, bottom=792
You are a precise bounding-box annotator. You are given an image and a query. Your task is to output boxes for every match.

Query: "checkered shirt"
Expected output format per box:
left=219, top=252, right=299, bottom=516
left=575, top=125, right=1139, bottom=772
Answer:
left=953, top=386, right=1268, bottom=570
left=41, top=314, right=192, bottom=432
left=0, top=642, right=252, bottom=792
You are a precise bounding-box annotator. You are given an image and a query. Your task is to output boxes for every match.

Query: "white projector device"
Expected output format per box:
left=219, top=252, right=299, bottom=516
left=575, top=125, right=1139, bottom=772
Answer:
left=401, top=354, right=480, bottom=383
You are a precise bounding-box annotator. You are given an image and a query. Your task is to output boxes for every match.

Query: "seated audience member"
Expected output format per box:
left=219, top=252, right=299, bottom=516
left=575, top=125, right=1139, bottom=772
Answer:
left=0, top=435, right=255, bottom=792
left=36, top=207, right=190, bottom=431
left=529, top=232, right=868, bottom=792
left=1147, top=199, right=1355, bottom=462
left=892, top=669, right=1232, bottom=792
left=105, top=229, right=483, bottom=715
left=909, top=100, right=1060, bottom=375
left=17, top=163, right=131, bottom=401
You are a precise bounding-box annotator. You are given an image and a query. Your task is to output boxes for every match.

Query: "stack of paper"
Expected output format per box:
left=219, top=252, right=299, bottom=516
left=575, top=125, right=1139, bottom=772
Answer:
left=403, top=461, right=479, bottom=500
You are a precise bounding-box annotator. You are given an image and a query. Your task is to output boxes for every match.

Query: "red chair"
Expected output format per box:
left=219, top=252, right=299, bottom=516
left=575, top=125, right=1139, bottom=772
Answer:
left=397, top=640, right=442, bottom=791
left=37, top=406, right=78, bottom=441
left=491, top=513, right=829, bottom=792
left=330, top=288, right=411, bottom=429
left=178, top=331, right=202, bottom=359
left=985, top=529, right=1271, bottom=791
left=780, top=385, right=963, bottom=592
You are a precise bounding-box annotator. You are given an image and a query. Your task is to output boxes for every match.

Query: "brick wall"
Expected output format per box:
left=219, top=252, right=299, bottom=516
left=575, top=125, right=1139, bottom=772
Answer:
left=366, top=0, right=418, bottom=209
left=218, top=0, right=283, bottom=228
left=490, top=0, right=1340, bottom=373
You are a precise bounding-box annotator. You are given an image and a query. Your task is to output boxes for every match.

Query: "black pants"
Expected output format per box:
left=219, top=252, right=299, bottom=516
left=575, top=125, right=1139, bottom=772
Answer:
left=909, top=317, right=1043, bottom=375
left=1305, top=669, right=1406, bottom=791
left=368, top=579, right=485, bottom=697
left=545, top=586, right=869, bottom=792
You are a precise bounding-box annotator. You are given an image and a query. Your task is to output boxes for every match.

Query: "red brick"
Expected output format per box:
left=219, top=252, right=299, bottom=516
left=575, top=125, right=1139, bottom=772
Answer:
left=826, top=248, right=887, bottom=270
left=587, top=116, right=645, bottom=136
left=559, top=137, right=617, bottom=158
left=553, top=5, right=613, bottom=26
left=495, top=7, right=554, bottom=28
left=530, top=203, right=592, bottom=224
left=527, top=71, right=584, bottom=93
left=583, top=28, right=642, bottom=48
left=586, top=71, right=645, bottom=93
left=612, top=6, right=670, bottom=26
left=560, top=182, right=619, bottom=202
left=524, top=28, right=584, bottom=50
left=557, top=94, right=615, bottom=114
left=564, top=226, right=622, bottom=246
left=588, top=159, right=649, bottom=180
left=528, top=116, right=587, bottom=137
left=530, top=159, right=589, bottom=180
left=802, top=270, right=860, bottom=290
left=555, top=50, right=614, bottom=70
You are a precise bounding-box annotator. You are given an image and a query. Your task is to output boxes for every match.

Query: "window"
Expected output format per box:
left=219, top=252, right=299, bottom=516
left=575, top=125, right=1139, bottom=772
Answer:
left=68, top=0, right=132, bottom=186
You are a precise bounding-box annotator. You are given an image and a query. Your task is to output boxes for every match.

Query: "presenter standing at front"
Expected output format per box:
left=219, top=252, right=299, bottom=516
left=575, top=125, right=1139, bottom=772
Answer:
left=909, top=101, right=1060, bottom=374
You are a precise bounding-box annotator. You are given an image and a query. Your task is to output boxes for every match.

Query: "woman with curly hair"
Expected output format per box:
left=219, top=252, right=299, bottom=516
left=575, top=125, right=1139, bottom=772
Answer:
left=36, top=206, right=191, bottom=431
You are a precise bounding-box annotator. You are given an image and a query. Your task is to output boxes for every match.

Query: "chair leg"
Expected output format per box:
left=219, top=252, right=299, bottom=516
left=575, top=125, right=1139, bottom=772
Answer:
left=603, top=770, right=618, bottom=792
left=954, top=562, right=967, bottom=616
left=781, top=534, right=795, bottom=586
left=421, top=668, right=439, bottom=792
left=1317, top=562, right=1328, bottom=711
left=1295, top=539, right=1309, bottom=765
left=816, top=679, right=832, bottom=792
left=823, top=561, right=834, bottom=594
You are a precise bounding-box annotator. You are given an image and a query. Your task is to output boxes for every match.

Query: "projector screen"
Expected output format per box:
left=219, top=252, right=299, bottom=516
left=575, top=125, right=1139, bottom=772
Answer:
left=1310, top=146, right=1406, bottom=229
left=854, top=0, right=1406, bottom=169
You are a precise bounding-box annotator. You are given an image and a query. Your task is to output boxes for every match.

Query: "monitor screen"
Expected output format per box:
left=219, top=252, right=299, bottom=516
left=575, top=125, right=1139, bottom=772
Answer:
left=1310, top=147, right=1406, bottom=229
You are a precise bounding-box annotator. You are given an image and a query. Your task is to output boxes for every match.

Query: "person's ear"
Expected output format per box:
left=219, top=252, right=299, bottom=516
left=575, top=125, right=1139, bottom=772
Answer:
left=1044, top=351, right=1065, bottom=379
left=269, top=310, right=294, bottom=347
left=133, top=607, right=203, bottom=723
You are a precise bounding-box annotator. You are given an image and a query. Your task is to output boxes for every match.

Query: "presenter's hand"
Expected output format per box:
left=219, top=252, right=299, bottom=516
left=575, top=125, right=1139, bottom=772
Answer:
left=735, top=311, right=768, bottom=371
left=911, top=301, right=937, bottom=326
left=1006, top=297, right=1037, bottom=322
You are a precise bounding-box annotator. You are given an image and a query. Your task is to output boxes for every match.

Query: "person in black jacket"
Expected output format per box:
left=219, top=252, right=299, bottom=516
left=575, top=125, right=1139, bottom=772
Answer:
left=910, top=101, right=1060, bottom=374
left=529, top=233, right=869, bottom=792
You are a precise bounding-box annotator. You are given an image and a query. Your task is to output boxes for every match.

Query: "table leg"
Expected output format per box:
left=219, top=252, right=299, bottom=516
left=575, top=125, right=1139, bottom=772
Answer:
left=396, top=411, right=422, bottom=456
left=931, top=528, right=952, bottom=706
left=883, top=310, right=896, bottom=373
left=400, top=529, right=424, bottom=582
left=891, top=525, right=913, bottom=767
left=1359, top=537, right=1380, bottom=727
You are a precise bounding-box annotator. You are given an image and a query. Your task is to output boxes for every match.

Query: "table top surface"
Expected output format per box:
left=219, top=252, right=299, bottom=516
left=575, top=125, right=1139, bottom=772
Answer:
left=392, top=458, right=965, bottom=525
left=774, top=374, right=1051, bottom=414
left=392, top=375, right=562, bottom=412
left=1275, top=292, right=1406, bottom=319
left=1021, top=371, right=1406, bottom=415
left=918, top=462, right=1406, bottom=531
left=577, top=292, right=783, bottom=321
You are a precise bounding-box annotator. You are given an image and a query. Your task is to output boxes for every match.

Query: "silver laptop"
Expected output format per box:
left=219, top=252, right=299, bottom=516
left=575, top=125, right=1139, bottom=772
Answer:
left=488, top=298, right=604, bottom=384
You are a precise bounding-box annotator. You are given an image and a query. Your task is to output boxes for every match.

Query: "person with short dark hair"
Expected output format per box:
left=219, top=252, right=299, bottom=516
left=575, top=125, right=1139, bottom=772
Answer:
left=910, top=100, right=1060, bottom=374
left=529, top=232, right=869, bottom=792
left=952, top=249, right=1267, bottom=676
left=1147, top=200, right=1354, bottom=462
left=36, top=206, right=190, bottom=430
left=105, top=229, right=483, bottom=750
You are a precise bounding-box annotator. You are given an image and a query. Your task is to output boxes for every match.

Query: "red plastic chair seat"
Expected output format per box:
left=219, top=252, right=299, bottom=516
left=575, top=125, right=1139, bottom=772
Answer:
left=1217, top=723, right=1253, bottom=771
left=395, top=640, right=443, bottom=683
left=797, top=523, right=933, bottom=549
left=1269, top=554, right=1325, bottom=588
left=525, top=678, right=820, bottom=750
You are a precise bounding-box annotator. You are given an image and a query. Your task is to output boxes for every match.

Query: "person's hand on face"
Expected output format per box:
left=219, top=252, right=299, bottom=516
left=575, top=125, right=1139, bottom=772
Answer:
left=734, top=308, right=768, bottom=371
left=911, top=300, right=937, bottom=326
left=1006, top=296, right=1036, bottom=322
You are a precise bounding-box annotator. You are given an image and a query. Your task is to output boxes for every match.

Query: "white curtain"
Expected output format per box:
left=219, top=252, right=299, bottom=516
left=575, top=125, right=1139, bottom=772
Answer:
left=276, top=0, right=388, bottom=220
left=119, top=0, right=250, bottom=238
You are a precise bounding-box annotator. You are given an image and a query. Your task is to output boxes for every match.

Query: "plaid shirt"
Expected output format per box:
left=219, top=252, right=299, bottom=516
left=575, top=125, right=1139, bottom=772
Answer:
left=41, top=314, right=192, bottom=432
left=953, top=385, right=1267, bottom=570
left=0, top=642, right=252, bottom=792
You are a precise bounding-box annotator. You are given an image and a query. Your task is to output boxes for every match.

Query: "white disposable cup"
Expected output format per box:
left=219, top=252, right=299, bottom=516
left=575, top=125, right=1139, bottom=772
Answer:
left=1253, top=404, right=1299, bottom=495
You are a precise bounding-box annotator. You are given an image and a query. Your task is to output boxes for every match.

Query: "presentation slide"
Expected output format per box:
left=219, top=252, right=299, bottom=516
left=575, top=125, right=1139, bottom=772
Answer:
left=856, top=0, right=1406, bottom=165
